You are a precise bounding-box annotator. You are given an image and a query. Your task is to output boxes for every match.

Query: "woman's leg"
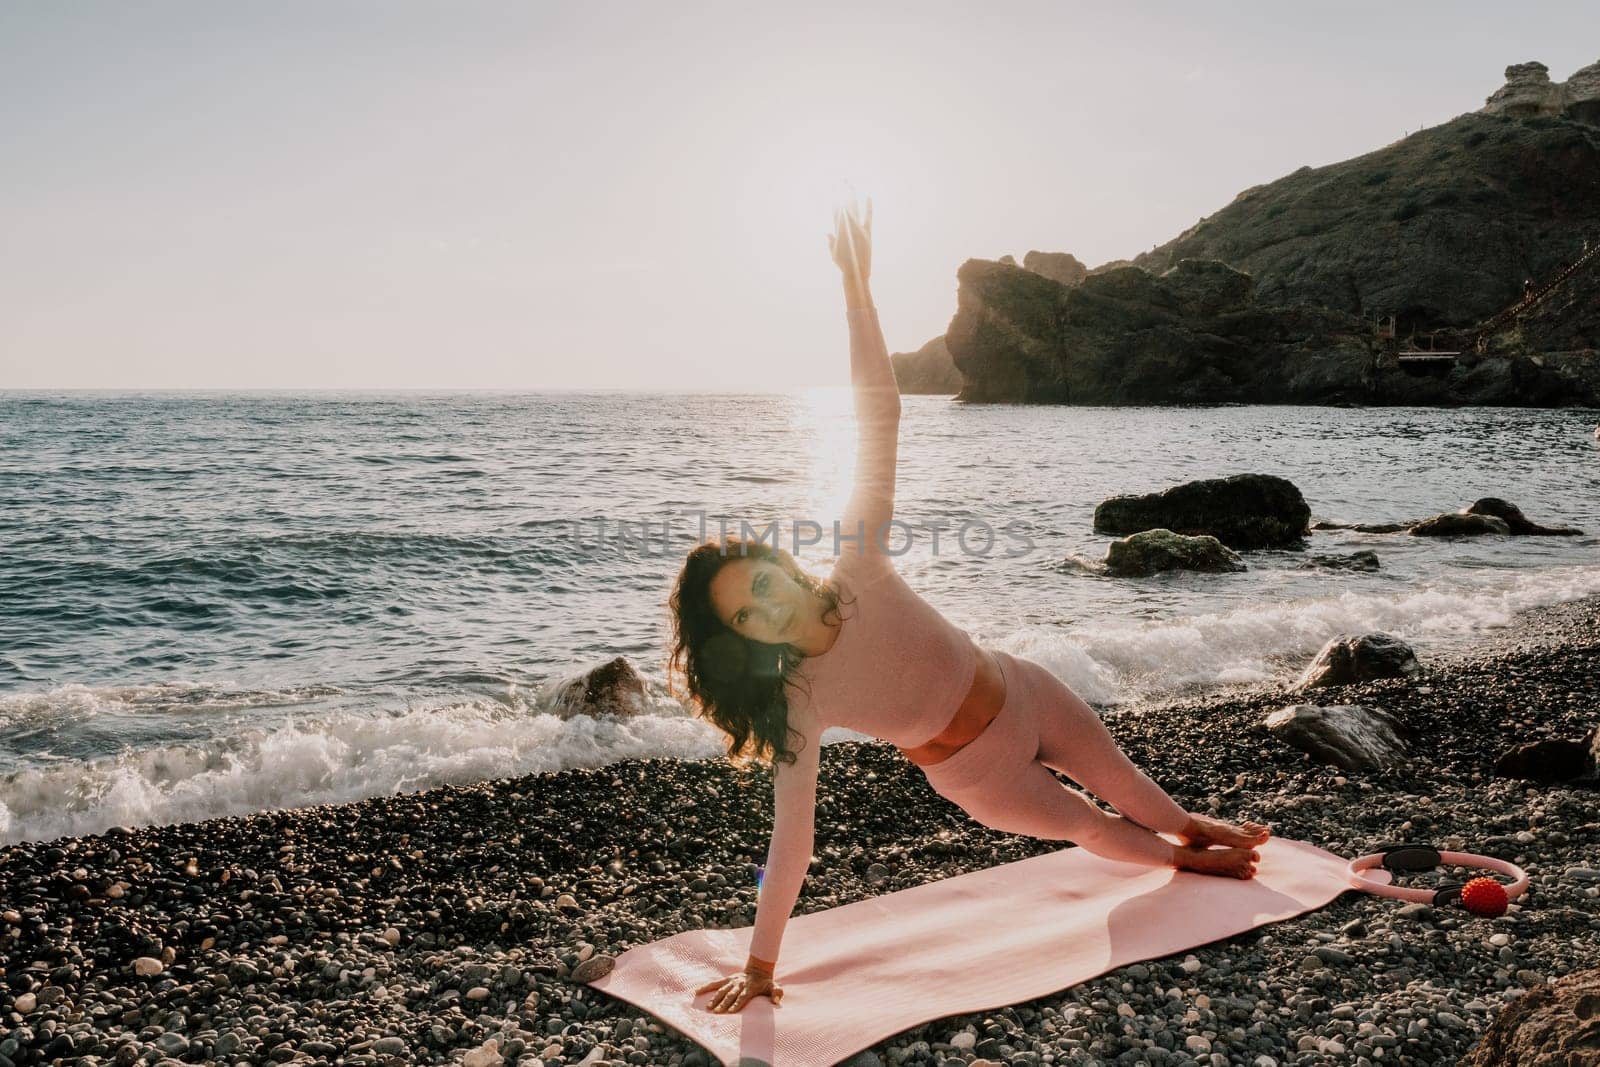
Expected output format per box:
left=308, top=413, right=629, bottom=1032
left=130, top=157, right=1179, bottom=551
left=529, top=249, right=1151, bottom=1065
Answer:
left=920, top=652, right=1177, bottom=868
left=950, top=759, right=1180, bottom=867
left=1016, top=654, right=1192, bottom=837
left=920, top=653, right=1259, bottom=877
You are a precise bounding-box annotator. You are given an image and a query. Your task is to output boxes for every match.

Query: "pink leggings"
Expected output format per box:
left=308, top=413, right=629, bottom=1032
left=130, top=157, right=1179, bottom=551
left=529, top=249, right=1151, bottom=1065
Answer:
left=918, top=650, right=1189, bottom=867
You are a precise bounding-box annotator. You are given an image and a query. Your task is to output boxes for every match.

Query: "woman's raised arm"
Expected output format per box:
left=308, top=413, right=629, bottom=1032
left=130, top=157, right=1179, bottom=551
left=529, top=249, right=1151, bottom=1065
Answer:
left=829, top=200, right=902, bottom=558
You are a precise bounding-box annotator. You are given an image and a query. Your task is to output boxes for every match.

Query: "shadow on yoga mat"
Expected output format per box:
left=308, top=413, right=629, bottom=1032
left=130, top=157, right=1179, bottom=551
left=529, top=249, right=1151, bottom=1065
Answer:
left=587, top=837, right=1380, bottom=1067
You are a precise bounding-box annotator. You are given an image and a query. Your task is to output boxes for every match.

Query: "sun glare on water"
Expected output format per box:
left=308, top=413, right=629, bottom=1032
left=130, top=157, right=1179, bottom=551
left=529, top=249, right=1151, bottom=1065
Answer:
left=791, top=385, right=858, bottom=560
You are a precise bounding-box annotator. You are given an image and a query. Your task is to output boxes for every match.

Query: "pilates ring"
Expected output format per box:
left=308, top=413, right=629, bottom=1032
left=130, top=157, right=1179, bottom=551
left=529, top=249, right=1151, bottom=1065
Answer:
left=1346, top=842, right=1530, bottom=908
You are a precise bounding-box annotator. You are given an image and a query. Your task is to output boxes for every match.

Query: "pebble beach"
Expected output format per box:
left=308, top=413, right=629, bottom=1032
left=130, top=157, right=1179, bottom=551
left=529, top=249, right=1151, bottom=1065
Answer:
left=3, top=596, right=1598, bottom=1067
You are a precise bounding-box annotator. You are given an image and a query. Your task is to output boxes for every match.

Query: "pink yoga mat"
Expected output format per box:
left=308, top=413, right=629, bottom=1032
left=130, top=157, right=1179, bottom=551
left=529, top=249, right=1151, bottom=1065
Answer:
left=586, top=837, right=1372, bottom=1067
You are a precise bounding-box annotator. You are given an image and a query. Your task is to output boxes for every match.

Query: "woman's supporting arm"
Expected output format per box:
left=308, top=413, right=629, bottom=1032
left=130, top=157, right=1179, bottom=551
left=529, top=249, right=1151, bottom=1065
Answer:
left=838, top=282, right=902, bottom=558
left=744, top=693, right=823, bottom=973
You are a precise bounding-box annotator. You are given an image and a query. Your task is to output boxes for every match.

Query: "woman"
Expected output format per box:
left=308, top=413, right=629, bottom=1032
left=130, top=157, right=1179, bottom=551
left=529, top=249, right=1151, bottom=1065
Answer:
left=669, top=200, right=1270, bottom=1015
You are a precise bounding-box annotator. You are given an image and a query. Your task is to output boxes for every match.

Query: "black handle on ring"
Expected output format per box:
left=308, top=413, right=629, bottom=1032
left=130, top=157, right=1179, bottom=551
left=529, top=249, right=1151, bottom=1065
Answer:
left=1431, top=882, right=1466, bottom=907
left=1378, top=842, right=1442, bottom=873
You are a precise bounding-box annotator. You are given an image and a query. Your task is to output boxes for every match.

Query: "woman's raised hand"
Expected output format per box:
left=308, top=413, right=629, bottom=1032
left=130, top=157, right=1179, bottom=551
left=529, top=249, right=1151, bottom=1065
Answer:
left=828, top=197, right=873, bottom=290
left=694, top=969, right=784, bottom=1013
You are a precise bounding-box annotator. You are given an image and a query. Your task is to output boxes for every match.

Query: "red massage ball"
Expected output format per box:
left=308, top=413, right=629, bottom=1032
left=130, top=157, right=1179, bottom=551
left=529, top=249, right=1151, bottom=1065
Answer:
left=1461, top=876, right=1508, bottom=917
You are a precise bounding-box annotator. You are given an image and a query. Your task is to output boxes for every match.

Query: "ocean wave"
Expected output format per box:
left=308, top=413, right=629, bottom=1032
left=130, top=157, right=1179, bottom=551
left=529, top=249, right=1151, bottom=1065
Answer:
left=351, top=452, right=477, bottom=465
left=0, top=696, right=717, bottom=846
left=3, top=564, right=1598, bottom=843
left=0, top=680, right=347, bottom=729
left=1003, top=563, right=1600, bottom=706
left=5, top=534, right=583, bottom=608
left=226, top=529, right=592, bottom=571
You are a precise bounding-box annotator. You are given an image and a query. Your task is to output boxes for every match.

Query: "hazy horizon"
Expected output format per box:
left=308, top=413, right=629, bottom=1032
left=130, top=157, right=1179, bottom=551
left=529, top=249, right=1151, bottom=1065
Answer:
left=2, top=2, right=1595, bottom=390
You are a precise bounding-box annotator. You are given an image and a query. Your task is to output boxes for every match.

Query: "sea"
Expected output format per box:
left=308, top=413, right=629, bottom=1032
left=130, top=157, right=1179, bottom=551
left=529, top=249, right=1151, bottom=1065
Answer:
left=2, top=391, right=1597, bottom=845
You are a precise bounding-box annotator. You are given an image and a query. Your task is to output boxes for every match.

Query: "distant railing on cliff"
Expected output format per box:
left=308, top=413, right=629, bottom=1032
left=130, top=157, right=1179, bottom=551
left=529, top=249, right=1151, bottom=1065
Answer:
left=1471, top=237, right=1600, bottom=349
left=1369, top=238, right=1597, bottom=369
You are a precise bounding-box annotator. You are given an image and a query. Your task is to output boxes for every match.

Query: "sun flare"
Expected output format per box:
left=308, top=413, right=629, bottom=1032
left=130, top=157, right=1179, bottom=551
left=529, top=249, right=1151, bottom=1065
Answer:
left=735, top=121, right=930, bottom=247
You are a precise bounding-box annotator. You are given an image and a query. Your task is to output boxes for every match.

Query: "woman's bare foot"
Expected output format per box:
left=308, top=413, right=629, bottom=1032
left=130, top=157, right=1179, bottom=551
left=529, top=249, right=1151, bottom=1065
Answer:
left=1173, top=844, right=1260, bottom=879
left=1177, top=813, right=1271, bottom=850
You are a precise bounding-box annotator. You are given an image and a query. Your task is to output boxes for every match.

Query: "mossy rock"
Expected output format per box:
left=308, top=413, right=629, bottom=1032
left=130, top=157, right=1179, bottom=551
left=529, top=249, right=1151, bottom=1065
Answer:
left=1104, top=529, right=1247, bottom=578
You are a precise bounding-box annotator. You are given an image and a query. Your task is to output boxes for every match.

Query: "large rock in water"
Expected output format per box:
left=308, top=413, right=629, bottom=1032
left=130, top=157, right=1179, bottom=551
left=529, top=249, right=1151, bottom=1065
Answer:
left=1466, top=497, right=1585, bottom=535
left=1094, top=474, right=1311, bottom=549
left=1262, top=704, right=1410, bottom=771
left=542, top=657, right=650, bottom=720
left=1295, top=633, right=1422, bottom=690
left=1103, top=529, right=1246, bottom=577
left=1409, top=512, right=1512, bottom=537
left=1459, top=965, right=1600, bottom=1066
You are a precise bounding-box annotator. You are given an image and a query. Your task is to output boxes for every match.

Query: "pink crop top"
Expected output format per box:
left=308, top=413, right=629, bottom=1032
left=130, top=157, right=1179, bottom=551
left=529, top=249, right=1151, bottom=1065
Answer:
left=743, top=303, right=980, bottom=968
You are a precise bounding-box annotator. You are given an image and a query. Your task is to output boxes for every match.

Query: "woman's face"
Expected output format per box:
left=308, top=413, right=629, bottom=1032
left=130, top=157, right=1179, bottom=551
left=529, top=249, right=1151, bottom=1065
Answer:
left=707, top=557, right=808, bottom=646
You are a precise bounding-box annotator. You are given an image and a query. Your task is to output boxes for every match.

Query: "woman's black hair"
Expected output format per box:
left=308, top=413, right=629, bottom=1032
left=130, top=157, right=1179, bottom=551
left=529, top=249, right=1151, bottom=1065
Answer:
left=668, top=535, right=854, bottom=770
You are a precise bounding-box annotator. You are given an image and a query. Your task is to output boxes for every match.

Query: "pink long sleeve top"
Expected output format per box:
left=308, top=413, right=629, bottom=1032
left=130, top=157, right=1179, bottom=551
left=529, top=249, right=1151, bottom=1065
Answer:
left=744, top=304, right=981, bottom=969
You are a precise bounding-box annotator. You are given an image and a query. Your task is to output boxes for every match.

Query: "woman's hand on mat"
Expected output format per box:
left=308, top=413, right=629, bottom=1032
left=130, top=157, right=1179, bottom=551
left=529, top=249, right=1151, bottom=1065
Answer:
left=828, top=197, right=873, bottom=290
left=694, top=970, right=784, bottom=1012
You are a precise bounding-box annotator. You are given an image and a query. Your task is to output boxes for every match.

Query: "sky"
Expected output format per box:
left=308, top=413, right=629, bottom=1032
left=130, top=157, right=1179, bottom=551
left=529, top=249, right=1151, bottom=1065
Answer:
left=1, top=2, right=1596, bottom=391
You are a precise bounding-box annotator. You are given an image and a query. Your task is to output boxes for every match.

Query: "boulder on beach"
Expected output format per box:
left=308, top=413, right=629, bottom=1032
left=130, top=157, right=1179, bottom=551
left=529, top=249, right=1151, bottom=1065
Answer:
left=1460, top=965, right=1600, bottom=1066
left=1262, top=704, right=1411, bottom=771
left=1466, top=497, right=1585, bottom=536
left=1093, top=473, right=1311, bottom=550
left=543, top=657, right=650, bottom=720
left=1295, top=632, right=1422, bottom=690
left=1409, top=512, right=1512, bottom=537
left=1493, top=728, right=1599, bottom=784
left=1103, top=529, right=1247, bottom=577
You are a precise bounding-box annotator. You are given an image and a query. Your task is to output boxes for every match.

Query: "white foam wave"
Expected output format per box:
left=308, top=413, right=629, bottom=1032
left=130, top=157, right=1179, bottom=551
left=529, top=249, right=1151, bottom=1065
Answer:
left=5, top=564, right=1597, bottom=845
left=0, top=698, right=727, bottom=846
left=1000, top=563, right=1600, bottom=706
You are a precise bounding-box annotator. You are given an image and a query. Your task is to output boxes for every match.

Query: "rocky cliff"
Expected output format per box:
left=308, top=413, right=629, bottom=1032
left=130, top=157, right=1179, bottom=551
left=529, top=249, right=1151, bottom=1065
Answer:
left=1130, top=110, right=1600, bottom=336
left=889, top=335, right=963, bottom=394
left=947, top=257, right=1387, bottom=405
left=941, top=59, right=1600, bottom=407
left=1483, top=58, right=1600, bottom=124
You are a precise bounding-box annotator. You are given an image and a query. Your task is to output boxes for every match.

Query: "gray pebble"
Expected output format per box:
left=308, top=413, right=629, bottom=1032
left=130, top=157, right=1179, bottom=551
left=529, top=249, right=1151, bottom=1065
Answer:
left=154, top=1033, right=189, bottom=1056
